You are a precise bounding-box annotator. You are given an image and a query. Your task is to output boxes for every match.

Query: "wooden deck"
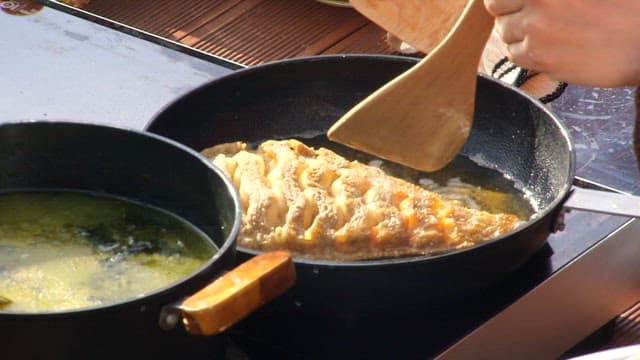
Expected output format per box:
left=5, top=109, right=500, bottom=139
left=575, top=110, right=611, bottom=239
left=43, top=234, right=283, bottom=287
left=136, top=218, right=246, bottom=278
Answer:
left=83, top=0, right=397, bottom=66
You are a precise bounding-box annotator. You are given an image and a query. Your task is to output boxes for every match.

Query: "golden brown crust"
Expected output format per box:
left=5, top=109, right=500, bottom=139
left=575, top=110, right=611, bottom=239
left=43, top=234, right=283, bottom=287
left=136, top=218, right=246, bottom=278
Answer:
left=203, top=139, right=520, bottom=261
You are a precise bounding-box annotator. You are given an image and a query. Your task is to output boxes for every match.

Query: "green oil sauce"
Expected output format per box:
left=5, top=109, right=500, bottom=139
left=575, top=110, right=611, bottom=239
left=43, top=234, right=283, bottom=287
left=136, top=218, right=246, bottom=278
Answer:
left=0, top=191, right=216, bottom=313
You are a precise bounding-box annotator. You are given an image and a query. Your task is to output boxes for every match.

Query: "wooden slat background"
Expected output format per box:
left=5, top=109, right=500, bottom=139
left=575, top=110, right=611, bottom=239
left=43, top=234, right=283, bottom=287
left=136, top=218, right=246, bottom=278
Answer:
left=598, top=304, right=640, bottom=352
left=83, top=0, right=396, bottom=66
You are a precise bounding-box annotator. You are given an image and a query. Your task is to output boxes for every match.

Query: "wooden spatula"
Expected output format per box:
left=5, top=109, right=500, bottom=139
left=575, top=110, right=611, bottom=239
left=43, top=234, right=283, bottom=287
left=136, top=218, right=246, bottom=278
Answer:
left=327, top=0, right=494, bottom=172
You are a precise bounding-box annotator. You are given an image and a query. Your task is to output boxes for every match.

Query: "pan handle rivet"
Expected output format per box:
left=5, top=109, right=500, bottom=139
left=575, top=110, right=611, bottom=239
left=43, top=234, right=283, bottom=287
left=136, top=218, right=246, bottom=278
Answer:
left=158, top=305, right=182, bottom=331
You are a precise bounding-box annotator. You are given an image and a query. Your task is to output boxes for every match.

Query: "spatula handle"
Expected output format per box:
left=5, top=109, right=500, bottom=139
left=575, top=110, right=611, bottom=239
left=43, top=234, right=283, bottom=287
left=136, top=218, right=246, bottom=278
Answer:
left=349, top=0, right=469, bottom=54
left=434, top=0, right=494, bottom=65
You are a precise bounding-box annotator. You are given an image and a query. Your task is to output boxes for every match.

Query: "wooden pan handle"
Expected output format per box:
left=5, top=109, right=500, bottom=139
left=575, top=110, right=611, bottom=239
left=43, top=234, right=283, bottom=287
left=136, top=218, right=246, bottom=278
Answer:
left=179, top=251, right=295, bottom=336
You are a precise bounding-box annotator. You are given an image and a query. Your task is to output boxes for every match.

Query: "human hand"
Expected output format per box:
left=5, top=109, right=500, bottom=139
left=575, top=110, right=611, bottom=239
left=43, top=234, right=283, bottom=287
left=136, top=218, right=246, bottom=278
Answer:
left=484, top=0, right=640, bottom=87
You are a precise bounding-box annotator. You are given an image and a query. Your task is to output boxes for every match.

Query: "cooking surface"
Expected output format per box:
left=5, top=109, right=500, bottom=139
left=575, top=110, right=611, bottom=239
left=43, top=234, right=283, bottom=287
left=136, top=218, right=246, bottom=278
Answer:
left=549, top=86, right=640, bottom=194
left=228, top=207, right=631, bottom=359
left=0, top=2, right=233, bottom=128
left=2, top=2, right=640, bottom=359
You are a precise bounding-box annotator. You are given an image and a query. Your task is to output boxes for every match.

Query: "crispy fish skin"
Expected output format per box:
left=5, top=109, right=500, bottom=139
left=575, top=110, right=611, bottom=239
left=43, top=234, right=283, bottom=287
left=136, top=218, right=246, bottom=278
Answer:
left=203, top=139, right=520, bottom=261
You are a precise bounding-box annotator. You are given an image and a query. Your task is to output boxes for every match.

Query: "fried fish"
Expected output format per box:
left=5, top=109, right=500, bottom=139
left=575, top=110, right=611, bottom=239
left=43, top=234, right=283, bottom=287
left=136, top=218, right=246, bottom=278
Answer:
left=202, top=139, right=520, bottom=261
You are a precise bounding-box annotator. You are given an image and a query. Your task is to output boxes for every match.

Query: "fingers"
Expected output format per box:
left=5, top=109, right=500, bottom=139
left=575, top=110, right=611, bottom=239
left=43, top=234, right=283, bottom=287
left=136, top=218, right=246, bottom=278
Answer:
left=484, top=0, right=524, bottom=17
left=485, top=0, right=528, bottom=47
left=504, top=40, right=540, bottom=72
left=494, top=12, right=525, bottom=44
left=485, top=0, right=536, bottom=69
left=486, top=0, right=640, bottom=87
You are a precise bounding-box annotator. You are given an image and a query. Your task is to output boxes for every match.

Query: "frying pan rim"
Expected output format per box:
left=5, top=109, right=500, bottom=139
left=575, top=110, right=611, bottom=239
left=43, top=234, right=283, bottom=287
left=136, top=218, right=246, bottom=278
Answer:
left=143, top=54, right=577, bottom=268
left=0, top=119, right=242, bottom=317
left=144, top=54, right=420, bottom=130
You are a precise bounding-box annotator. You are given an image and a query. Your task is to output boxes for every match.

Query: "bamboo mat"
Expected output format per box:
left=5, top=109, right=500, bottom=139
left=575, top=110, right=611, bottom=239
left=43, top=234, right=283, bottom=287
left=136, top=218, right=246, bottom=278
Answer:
left=82, top=0, right=396, bottom=66
left=596, top=304, right=640, bottom=352
left=71, top=0, right=566, bottom=100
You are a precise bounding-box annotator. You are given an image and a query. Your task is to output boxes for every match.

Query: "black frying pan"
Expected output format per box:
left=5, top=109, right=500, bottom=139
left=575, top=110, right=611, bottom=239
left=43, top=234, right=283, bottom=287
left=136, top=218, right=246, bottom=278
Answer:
left=145, top=54, right=574, bottom=320
left=0, top=122, right=298, bottom=360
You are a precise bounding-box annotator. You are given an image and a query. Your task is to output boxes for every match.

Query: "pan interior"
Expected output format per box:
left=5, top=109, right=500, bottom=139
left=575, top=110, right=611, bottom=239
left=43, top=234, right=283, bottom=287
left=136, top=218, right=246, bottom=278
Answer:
left=0, top=121, right=241, bottom=313
left=0, top=190, right=217, bottom=314
left=147, top=54, right=574, bottom=263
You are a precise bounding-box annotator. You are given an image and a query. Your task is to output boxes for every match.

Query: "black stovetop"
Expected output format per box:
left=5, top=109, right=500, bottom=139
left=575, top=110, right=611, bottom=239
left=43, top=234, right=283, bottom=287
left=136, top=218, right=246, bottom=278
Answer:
left=2, top=3, right=640, bottom=359
left=225, top=206, right=630, bottom=359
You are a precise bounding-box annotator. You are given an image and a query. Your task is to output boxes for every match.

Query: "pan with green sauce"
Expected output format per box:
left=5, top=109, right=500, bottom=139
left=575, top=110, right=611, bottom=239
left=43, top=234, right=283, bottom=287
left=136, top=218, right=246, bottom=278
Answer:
left=0, top=191, right=217, bottom=313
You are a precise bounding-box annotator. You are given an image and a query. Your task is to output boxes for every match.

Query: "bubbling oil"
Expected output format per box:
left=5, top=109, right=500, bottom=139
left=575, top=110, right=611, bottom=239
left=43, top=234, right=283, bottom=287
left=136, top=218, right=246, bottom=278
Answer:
left=294, top=135, right=535, bottom=221
left=0, top=191, right=217, bottom=313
